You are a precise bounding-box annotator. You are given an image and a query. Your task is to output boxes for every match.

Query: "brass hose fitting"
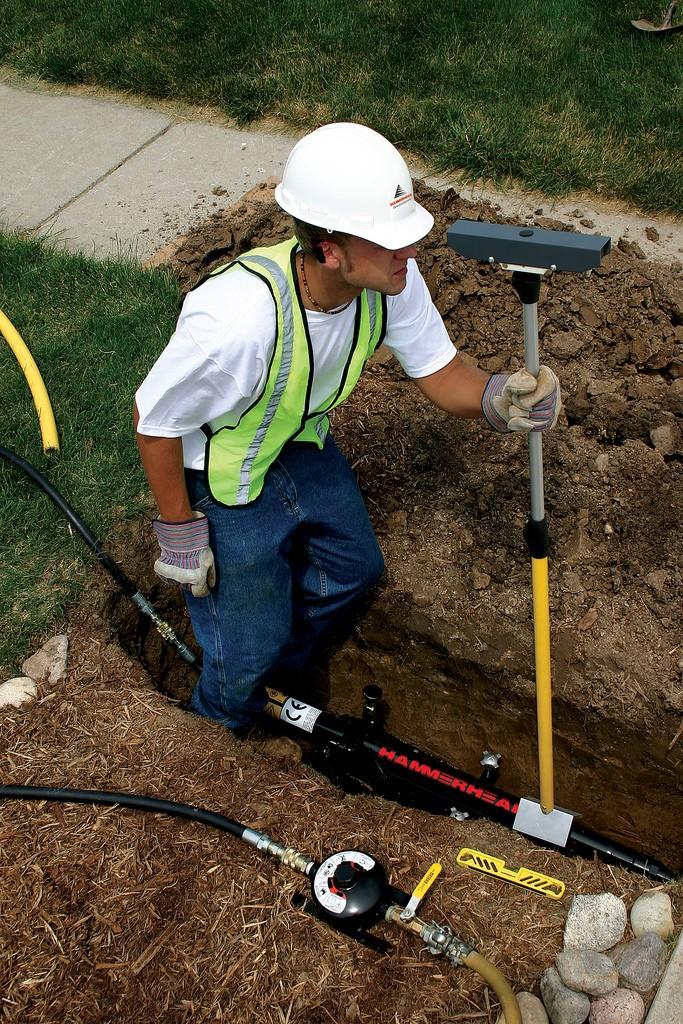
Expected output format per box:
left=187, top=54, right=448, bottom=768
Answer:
left=241, top=830, right=314, bottom=876
left=385, top=905, right=521, bottom=1024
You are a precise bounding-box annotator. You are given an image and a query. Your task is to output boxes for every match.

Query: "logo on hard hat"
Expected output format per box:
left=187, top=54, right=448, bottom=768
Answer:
left=390, top=184, right=413, bottom=209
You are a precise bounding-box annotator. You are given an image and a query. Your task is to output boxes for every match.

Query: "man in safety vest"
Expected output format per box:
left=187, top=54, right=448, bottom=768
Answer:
left=134, top=123, right=560, bottom=732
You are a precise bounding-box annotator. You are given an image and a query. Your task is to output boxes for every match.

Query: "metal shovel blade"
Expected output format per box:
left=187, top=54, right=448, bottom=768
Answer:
left=513, top=797, right=574, bottom=847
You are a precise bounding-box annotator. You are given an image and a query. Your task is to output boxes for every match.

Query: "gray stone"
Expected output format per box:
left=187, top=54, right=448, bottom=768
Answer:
left=589, top=988, right=645, bottom=1024
left=645, top=929, right=683, bottom=1024
left=0, top=677, right=38, bottom=709
left=540, top=967, right=590, bottom=1024
left=611, top=932, right=669, bottom=993
left=22, top=634, right=68, bottom=685
left=556, top=950, right=618, bottom=996
left=564, top=894, right=627, bottom=952
left=630, top=891, right=674, bottom=940
left=496, top=991, right=549, bottom=1024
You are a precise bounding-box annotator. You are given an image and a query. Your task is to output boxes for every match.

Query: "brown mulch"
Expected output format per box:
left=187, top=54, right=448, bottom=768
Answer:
left=2, top=623, right=679, bottom=1024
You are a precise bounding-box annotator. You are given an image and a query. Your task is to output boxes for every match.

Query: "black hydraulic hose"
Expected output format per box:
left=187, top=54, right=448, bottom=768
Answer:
left=0, top=445, right=198, bottom=667
left=1, top=446, right=135, bottom=595
left=0, top=785, right=248, bottom=841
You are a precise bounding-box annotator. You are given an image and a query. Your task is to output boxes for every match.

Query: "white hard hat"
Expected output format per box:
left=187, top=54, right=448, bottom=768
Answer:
left=274, top=122, right=434, bottom=250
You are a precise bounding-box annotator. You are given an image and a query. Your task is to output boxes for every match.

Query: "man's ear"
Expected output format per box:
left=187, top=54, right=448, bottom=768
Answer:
left=318, top=238, right=342, bottom=268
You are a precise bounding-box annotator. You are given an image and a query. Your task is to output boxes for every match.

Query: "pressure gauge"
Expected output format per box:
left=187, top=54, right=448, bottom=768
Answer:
left=310, top=850, right=388, bottom=920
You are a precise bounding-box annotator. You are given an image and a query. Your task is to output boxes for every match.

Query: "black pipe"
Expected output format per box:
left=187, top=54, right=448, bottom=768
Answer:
left=0, top=446, right=198, bottom=667
left=0, top=785, right=248, bottom=840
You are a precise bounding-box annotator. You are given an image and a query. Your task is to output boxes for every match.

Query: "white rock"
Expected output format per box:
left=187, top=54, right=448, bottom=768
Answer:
left=650, top=422, right=680, bottom=455
left=496, top=991, right=549, bottom=1024
left=564, top=893, right=627, bottom=952
left=22, top=634, right=68, bottom=685
left=630, top=891, right=674, bottom=939
left=0, top=677, right=38, bottom=708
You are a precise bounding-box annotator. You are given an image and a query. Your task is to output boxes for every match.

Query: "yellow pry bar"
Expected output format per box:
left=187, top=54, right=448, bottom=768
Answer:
left=456, top=848, right=565, bottom=900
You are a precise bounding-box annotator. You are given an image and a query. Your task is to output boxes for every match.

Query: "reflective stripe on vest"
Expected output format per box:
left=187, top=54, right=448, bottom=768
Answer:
left=202, top=237, right=386, bottom=506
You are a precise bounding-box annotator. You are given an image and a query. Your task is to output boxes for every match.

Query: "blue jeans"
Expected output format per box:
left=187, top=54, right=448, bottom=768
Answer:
left=184, top=434, right=384, bottom=729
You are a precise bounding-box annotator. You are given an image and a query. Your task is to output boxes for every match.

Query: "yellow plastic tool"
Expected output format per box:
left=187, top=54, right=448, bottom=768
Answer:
left=456, top=847, right=565, bottom=900
left=0, top=308, right=59, bottom=453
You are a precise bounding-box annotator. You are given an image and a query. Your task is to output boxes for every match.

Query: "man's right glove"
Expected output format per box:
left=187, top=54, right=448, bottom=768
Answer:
left=153, top=511, right=216, bottom=598
left=481, top=365, right=561, bottom=433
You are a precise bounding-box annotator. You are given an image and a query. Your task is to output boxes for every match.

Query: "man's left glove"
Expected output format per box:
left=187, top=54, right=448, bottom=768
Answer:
left=481, top=365, right=561, bottom=433
left=153, top=511, right=216, bottom=597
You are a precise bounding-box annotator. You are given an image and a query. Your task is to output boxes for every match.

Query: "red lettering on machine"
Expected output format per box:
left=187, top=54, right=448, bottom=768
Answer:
left=377, top=746, right=519, bottom=814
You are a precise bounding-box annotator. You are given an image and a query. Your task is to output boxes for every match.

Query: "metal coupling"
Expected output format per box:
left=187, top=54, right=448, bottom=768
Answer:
left=279, top=846, right=314, bottom=875
left=385, top=903, right=423, bottom=935
left=241, top=830, right=313, bottom=875
left=386, top=906, right=474, bottom=966
left=421, top=921, right=474, bottom=966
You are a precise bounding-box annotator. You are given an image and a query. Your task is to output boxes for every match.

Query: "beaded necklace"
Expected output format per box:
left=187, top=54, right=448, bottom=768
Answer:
left=299, top=252, right=353, bottom=315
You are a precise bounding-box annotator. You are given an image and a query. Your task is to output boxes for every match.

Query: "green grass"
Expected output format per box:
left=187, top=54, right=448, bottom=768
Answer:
left=1, top=1, right=682, bottom=212
left=0, top=233, right=180, bottom=672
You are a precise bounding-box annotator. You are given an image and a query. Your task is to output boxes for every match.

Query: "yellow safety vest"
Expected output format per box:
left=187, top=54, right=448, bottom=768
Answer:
left=201, top=237, right=386, bottom=505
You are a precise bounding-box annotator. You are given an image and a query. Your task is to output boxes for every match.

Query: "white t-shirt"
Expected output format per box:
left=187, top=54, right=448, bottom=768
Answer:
left=136, top=257, right=456, bottom=469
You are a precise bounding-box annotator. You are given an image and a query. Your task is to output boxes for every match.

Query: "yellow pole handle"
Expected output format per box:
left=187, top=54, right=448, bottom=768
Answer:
left=531, top=555, right=554, bottom=812
left=0, top=308, right=59, bottom=453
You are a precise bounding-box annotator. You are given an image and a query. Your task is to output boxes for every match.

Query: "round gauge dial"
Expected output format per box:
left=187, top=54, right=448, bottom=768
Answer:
left=311, top=850, right=387, bottom=919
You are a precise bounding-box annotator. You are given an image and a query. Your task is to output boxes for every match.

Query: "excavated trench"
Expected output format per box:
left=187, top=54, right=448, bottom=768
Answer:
left=105, top=178, right=683, bottom=876
left=102, top=553, right=682, bottom=876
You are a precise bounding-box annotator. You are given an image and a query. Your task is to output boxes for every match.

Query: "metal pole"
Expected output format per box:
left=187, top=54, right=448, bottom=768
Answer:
left=521, top=298, right=554, bottom=814
left=522, top=302, right=545, bottom=524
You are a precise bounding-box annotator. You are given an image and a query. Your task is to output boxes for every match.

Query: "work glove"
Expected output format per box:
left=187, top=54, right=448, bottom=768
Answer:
left=152, top=511, right=216, bottom=597
left=481, top=365, right=561, bottom=433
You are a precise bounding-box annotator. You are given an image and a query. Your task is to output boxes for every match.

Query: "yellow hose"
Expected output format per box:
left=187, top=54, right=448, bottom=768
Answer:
left=531, top=554, right=554, bottom=813
left=464, top=950, right=522, bottom=1024
left=385, top=907, right=521, bottom=1024
left=0, top=308, right=59, bottom=453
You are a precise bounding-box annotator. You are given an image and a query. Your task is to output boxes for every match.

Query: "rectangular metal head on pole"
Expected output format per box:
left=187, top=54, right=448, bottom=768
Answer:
left=447, top=220, right=611, bottom=272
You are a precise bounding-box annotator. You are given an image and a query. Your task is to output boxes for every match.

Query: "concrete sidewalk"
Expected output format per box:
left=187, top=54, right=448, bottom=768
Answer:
left=2, top=77, right=683, bottom=266
left=1, top=80, right=298, bottom=262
